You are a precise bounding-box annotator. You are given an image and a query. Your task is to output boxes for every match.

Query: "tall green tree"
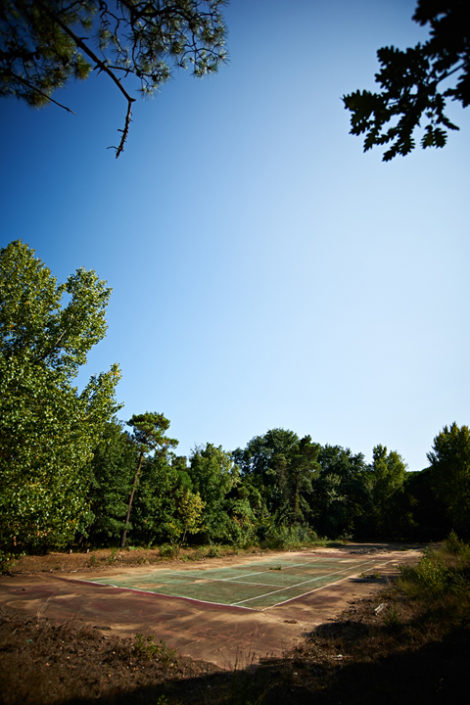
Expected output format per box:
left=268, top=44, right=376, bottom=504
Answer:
left=0, top=1, right=227, bottom=156
left=0, top=240, right=120, bottom=552
left=313, top=445, right=367, bottom=539
left=363, top=445, right=406, bottom=538
left=397, top=467, right=448, bottom=540
left=120, top=411, right=177, bottom=547
left=427, top=423, right=470, bottom=537
left=234, top=429, right=320, bottom=529
left=344, top=0, right=469, bottom=160
left=88, top=419, right=139, bottom=545
left=235, top=429, right=298, bottom=526
left=130, top=453, right=190, bottom=546
left=187, top=443, right=238, bottom=542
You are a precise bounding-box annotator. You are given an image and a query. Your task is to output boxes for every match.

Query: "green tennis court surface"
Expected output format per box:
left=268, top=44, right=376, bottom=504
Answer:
left=88, top=554, right=390, bottom=610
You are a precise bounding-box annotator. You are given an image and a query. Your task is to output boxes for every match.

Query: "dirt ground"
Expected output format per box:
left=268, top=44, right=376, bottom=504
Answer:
left=0, top=544, right=421, bottom=670
left=3, top=543, right=469, bottom=705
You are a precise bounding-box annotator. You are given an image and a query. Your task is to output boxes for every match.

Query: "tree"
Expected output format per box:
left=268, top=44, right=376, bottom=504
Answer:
left=343, top=0, right=469, bottom=160
left=130, top=452, right=190, bottom=545
left=120, top=411, right=177, bottom=547
left=427, top=423, right=470, bottom=537
left=313, top=445, right=367, bottom=539
left=234, top=429, right=298, bottom=524
left=174, top=486, right=204, bottom=548
left=88, top=419, right=139, bottom=545
left=363, top=445, right=406, bottom=538
left=234, top=429, right=320, bottom=529
left=400, top=467, right=449, bottom=540
left=0, top=240, right=120, bottom=552
left=1, top=1, right=227, bottom=156
left=187, top=443, right=237, bottom=542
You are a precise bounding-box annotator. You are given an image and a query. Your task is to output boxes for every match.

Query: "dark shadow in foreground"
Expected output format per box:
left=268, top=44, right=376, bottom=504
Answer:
left=41, top=623, right=470, bottom=705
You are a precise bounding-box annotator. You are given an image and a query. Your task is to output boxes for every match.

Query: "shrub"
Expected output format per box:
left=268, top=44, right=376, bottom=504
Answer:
left=383, top=607, right=402, bottom=630
left=0, top=549, right=17, bottom=574
left=399, top=548, right=448, bottom=598
left=445, top=531, right=470, bottom=559
left=260, top=524, right=320, bottom=550
left=159, top=543, right=178, bottom=559
left=205, top=544, right=221, bottom=558
left=132, top=633, right=177, bottom=664
left=88, top=553, right=98, bottom=568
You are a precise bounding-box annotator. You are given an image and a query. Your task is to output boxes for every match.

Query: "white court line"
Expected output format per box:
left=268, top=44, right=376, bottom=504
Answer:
left=208, top=578, right=282, bottom=588
left=103, top=559, right=342, bottom=591
left=232, top=558, right=384, bottom=606
left=266, top=559, right=395, bottom=610
left=94, top=555, right=367, bottom=595
left=68, top=556, right=393, bottom=612
left=68, top=576, right=259, bottom=611
left=212, top=555, right=353, bottom=584
left=91, top=555, right=353, bottom=589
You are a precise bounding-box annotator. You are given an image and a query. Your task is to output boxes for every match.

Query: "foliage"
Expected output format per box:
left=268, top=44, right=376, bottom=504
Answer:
left=130, top=454, right=187, bottom=545
left=159, top=542, right=179, bottom=558
left=427, top=423, right=470, bottom=537
left=362, top=445, right=406, bottom=538
left=121, top=412, right=178, bottom=547
left=445, top=530, right=470, bottom=559
left=0, top=240, right=120, bottom=552
left=127, top=412, right=177, bottom=455
left=0, top=549, right=18, bottom=575
left=400, top=466, right=449, bottom=540
left=0, top=1, right=227, bottom=156
left=382, top=606, right=402, bottom=630
left=174, top=486, right=204, bottom=546
left=260, top=524, right=319, bottom=551
left=344, top=0, right=470, bottom=159
left=132, top=633, right=177, bottom=664
left=222, top=497, right=257, bottom=548
left=0, top=239, right=111, bottom=375
left=88, top=420, right=139, bottom=545
left=312, top=445, right=367, bottom=539
left=187, top=443, right=238, bottom=542
left=234, top=429, right=320, bottom=529
left=399, top=547, right=449, bottom=598
left=397, top=540, right=470, bottom=617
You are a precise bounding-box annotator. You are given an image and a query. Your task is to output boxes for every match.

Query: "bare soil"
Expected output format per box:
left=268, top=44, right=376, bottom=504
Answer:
left=4, top=543, right=463, bottom=705
left=0, top=545, right=420, bottom=668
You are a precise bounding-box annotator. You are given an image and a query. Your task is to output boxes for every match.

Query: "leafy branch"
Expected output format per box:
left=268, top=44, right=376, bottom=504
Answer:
left=0, top=1, right=227, bottom=157
left=343, top=0, right=469, bottom=160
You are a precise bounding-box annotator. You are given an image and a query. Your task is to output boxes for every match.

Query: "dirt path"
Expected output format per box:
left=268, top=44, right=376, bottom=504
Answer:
left=0, top=545, right=421, bottom=669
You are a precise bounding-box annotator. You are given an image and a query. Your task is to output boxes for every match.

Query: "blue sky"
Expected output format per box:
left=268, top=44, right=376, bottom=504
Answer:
left=1, top=0, right=469, bottom=471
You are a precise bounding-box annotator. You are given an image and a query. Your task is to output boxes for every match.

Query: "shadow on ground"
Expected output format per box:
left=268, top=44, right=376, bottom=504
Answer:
left=1, top=597, right=467, bottom=705
left=57, top=627, right=470, bottom=705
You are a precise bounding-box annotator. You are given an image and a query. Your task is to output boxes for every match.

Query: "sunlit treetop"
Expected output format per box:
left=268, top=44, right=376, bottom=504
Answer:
left=0, top=1, right=227, bottom=157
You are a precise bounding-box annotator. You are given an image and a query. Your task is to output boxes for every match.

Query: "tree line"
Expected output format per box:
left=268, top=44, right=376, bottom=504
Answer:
left=1, top=241, right=469, bottom=558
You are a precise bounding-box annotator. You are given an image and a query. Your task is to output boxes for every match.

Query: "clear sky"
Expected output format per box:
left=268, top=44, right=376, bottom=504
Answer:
left=1, top=0, right=469, bottom=471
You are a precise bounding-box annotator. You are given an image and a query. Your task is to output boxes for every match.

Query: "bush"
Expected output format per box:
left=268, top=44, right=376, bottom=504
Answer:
left=132, top=633, right=177, bottom=664
left=205, top=544, right=221, bottom=558
left=0, top=549, right=17, bottom=574
left=159, top=543, right=178, bottom=559
left=260, top=524, right=320, bottom=550
left=445, top=530, right=470, bottom=559
left=399, top=549, right=448, bottom=598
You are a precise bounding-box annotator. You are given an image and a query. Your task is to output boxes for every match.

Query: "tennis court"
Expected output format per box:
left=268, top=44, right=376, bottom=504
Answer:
left=88, top=552, right=391, bottom=610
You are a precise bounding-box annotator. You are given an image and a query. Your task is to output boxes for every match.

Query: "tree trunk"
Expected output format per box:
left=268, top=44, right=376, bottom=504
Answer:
left=121, top=451, right=144, bottom=548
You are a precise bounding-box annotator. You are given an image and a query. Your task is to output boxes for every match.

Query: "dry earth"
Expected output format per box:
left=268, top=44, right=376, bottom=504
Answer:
left=0, top=544, right=421, bottom=670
